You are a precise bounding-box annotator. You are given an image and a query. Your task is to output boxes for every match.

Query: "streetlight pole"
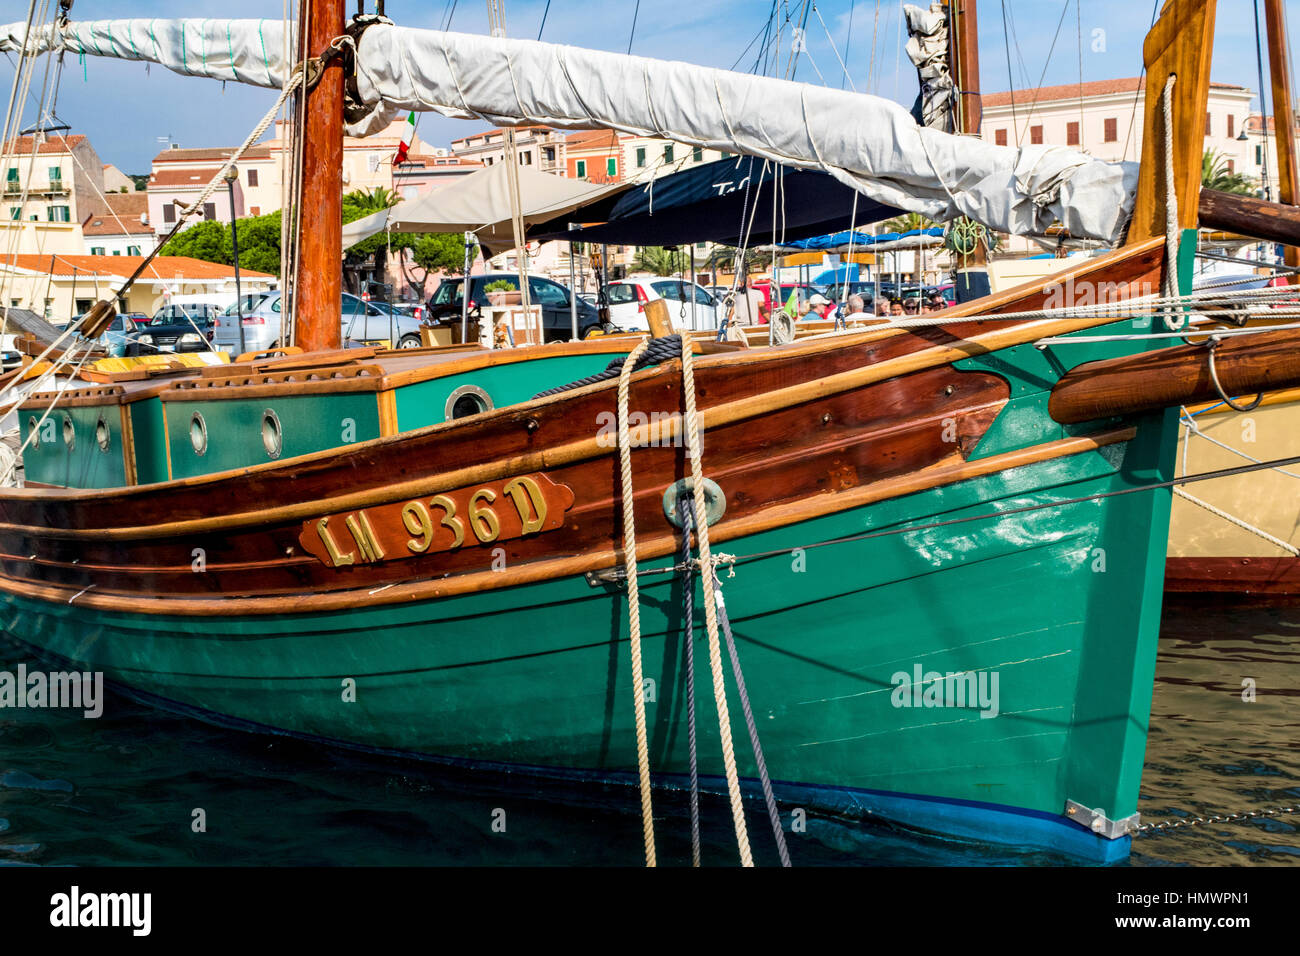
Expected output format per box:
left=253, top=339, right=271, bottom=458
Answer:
left=224, top=164, right=246, bottom=354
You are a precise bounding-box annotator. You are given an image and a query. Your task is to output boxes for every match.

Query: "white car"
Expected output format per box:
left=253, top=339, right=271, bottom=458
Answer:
left=605, top=279, right=720, bottom=332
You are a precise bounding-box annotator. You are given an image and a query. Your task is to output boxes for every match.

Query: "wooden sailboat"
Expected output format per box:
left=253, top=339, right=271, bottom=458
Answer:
left=0, top=0, right=1295, bottom=863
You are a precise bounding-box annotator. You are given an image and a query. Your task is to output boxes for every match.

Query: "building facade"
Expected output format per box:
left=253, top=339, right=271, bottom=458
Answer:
left=1, top=133, right=107, bottom=257
left=82, top=192, right=158, bottom=258
left=450, top=126, right=567, bottom=174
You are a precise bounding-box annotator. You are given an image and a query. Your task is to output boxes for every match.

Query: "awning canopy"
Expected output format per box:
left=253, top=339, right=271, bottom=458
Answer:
left=780, top=226, right=945, bottom=252
left=341, top=162, right=623, bottom=251
left=528, top=155, right=904, bottom=248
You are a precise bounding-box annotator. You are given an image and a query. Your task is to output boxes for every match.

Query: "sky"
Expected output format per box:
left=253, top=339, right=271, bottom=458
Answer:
left=3, top=0, right=1299, bottom=174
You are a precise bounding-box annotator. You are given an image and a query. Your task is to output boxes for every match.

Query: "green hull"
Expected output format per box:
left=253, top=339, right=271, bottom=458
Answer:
left=0, top=409, right=1175, bottom=861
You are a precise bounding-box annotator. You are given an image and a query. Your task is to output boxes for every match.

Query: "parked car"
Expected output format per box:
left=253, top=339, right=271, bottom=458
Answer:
left=605, top=278, right=720, bottom=331
left=213, top=291, right=427, bottom=354
left=135, top=303, right=222, bottom=354
left=427, top=274, right=604, bottom=341
left=102, top=313, right=142, bottom=357
left=0, top=333, right=22, bottom=371
left=391, top=301, right=425, bottom=323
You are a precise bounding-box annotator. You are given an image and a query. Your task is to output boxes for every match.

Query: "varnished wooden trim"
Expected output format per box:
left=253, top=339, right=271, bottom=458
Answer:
left=379, top=338, right=643, bottom=389
left=119, top=405, right=137, bottom=487
left=161, top=400, right=174, bottom=482
left=0, top=427, right=1134, bottom=616
left=377, top=388, right=398, bottom=436
left=1184, top=385, right=1300, bottom=414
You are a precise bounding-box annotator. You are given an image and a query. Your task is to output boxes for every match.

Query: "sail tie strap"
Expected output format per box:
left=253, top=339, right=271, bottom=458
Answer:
left=1162, top=74, right=1182, bottom=330
left=616, top=338, right=657, bottom=867
left=679, top=336, right=755, bottom=866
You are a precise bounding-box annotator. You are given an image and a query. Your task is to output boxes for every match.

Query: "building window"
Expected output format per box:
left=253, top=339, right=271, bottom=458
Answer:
left=542, top=146, right=555, bottom=162
left=520, top=151, right=532, bottom=165
left=1030, top=125, right=1043, bottom=145
left=1257, top=144, right=1264, bottom=165
left=1227, top=114, right=1234, bottom=139
left=7, top=207, right=16, bottom=220
left=576, top=159, right=587, bottom=178
left=994, top=128, right=1007, bottom=146
left=1205, top=111, right=1211, bottom=136
left=606, top=157, right=617, bottom=177
left=49, top=165, right=61, bottom=180
left=692, top=146, right=703, bottom=162
left=163, top=203, right=176, bottom=223
left=203, top=203, right=216, bottom=221
left=1104, top=117, right=1118, bottom=142
left=250, top=206, right=260, bottom=216
left=90, top=246, right=105, bottom=256
left=663, top=144, right=674, bottom=163
left=112, top=250, right=120, bottom=256
left=636, top=147, right=646, bottom=167
left=1227, top=159, right=1235, bottom=173
left=127, top=245, right=141, bottom=255
left=47, top=205, right=70, bottom=222
left=248, top=168, right=259, bottom=187
left=1067, top=122, right=1080, bottom=146
left=719, top=151, right=732, bottom=159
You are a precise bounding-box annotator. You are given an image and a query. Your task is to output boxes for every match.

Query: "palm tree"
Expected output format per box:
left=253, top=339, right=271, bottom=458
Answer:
left=342, top=188, right=403, bottom=295
left=631, top=245, right=688, bottom=276
left=1202, top=148, right=1257, bottom=195
left=881, top=211, right=933, bottom=234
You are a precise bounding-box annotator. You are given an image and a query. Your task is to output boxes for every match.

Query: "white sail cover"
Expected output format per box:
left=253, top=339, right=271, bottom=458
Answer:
left=904, top=3, right=955, bottom=133
left=1, top=17, right=1139, bottom=243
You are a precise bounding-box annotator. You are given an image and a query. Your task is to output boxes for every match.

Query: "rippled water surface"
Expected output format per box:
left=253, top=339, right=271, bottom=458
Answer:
left=1, top=602, right=1296, bottom=866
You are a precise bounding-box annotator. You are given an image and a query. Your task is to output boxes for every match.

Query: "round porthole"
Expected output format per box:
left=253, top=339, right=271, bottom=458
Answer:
left=262, top=408, right=283, bottom=459
left=61, top=414, right=74, bottom=450
left=190, top=411, right=208, bottom=457
left=95, top=415, right=111, bottom=453
left=445, top=384, right=493, bottom=421
left=27, top=416, right=39, bottom=448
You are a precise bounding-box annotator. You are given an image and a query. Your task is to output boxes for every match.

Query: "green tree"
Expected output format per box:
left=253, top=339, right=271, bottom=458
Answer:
left=1202, top=148, right=1258, bottom=195
left=158, top=210, right=284, bottom=276
left=631, top=245, right=690, bottom=276
left=881, top=211, right=933, bottom=233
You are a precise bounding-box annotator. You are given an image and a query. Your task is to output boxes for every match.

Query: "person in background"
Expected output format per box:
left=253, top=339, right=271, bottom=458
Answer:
left=902, top=298, right=920, bottom=317
left=842, top=293, right=871, bottom=325
left=806, top=293, right=831, bottom=319
left=756, top=300, right=771, bottom=325
left=889, top=299, right=905, bottom=317
left=928, top=293, right=947, bottom=312
left=875, top=297, right=891, bottom=316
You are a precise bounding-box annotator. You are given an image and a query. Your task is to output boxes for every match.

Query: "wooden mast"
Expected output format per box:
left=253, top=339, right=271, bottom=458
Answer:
left=294, top=0, right=344, bottom=352
left=948, top=0, right=989, bottom=301
left=1263, top=0, right=1299, bottom=278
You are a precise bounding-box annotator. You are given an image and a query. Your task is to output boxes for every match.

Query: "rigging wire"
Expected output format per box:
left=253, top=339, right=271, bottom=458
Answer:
left=998, top=0, right=1019, bottom=142
left=627, top=0, right=641, bottom=55
left=841, top=0, right=856, bottom=90
left=1120, top=0, right=1164, bottom=163
left=1014, top=0, right=1072, bottom=147
left=536, top=0, right=551, bottom=40
left=1252, top=0, right=1274, bottom=200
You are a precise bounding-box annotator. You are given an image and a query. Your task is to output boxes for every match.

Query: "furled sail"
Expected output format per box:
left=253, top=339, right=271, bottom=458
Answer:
left=904, top=2, right=955, bottom=133
left=0, top=17, right=1139, bottom=243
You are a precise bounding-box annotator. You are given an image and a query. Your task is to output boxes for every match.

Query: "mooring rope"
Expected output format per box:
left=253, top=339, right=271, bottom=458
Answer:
left=1161, top=73, right=1181, bottom=330
left=680, top=336, right=754, bottom=866
left=676, top=498, right=702, bottom=867
left=615, top=337, right=657, bottom=867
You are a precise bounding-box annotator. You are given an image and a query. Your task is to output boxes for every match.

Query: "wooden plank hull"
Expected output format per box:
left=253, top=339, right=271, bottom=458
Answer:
left=0, top=237, right=1193, bottom=859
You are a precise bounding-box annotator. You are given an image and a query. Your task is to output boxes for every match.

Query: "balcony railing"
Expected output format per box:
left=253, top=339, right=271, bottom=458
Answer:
left=4, top=180, right=68, bottom=195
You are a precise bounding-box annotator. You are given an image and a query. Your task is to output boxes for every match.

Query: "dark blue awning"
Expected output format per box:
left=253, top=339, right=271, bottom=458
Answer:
left=528, top=155, right=903, bottom=248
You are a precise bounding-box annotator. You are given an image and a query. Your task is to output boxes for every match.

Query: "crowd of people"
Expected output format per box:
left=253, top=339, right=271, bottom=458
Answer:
left=730, top=288, right=950, bottom=327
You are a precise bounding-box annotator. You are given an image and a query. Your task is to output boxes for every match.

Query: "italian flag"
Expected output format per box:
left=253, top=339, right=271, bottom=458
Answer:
left=394, top=112, right=416, bottom=166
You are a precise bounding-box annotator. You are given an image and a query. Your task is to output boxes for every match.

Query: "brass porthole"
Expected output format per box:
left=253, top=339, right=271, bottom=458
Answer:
left=190, top=411, right=208, bottom=457
left=61, top=414, right=74, bottom=450
left=95, top=414, right=111, bottom=453
left=262, top=408, right=283, bottom=459
left=445, top=384, right=493, bottom=421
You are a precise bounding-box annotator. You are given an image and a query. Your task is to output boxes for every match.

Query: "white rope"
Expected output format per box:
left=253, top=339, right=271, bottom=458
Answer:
left=680, top=334, right=754, bottom=867
left=615, top=337, right=656, bottom=868
left=1181, top=411, right=1300, bottom=480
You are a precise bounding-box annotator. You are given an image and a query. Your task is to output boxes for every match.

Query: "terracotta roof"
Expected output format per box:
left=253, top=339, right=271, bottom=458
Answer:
left=1245, top=112, right=1300, bottom=133
left=981, top=76, right=1250, bottom=109
left=148, top=166, right=225, bottom=189
left=565, top=129, right=621, bottom=151
left=0, top=254, right=273, bottom=280
left=152, top=145, right=272, bottom=163
left=81, top=193, right=152, bottom=236
left=1, top=134, right=86, bottom=155
left=451, top=124, right=555, bottom=144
